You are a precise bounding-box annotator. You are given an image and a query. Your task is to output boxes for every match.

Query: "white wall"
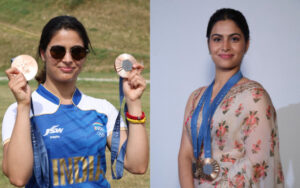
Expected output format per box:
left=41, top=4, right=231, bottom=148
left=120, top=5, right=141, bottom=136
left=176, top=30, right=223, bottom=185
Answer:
left=150, top=0, right=300, bottom=187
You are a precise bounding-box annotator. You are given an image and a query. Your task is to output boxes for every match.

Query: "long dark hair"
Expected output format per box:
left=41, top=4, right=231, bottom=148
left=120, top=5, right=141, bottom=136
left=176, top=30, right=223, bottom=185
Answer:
left=36, top=15, right=92, bottom=84
left=206, top=8, right=250, bottom=42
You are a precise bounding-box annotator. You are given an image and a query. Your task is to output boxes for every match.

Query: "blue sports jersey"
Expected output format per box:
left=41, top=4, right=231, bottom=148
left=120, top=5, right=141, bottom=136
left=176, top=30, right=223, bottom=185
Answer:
left=2, top=84, right=127, bottom=187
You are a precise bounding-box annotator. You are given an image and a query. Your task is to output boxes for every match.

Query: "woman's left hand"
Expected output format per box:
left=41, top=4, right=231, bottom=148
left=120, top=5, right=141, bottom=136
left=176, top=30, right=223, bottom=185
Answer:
left=123, top=63, right=146, bottom=103
left=121, top=63, right=149, bottom=174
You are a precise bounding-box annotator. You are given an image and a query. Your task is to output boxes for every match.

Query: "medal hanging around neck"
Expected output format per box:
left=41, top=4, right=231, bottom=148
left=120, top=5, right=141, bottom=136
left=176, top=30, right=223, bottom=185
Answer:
left=111, top=53, right=138, bottom=179
left=11, top=55, right=50, bottom=187
left=191, top=71, right=243, bottom=181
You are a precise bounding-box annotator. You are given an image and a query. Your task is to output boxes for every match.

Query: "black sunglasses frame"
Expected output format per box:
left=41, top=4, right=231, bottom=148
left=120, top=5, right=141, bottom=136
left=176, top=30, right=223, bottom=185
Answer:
left=49, top=45, right=89, bottom=61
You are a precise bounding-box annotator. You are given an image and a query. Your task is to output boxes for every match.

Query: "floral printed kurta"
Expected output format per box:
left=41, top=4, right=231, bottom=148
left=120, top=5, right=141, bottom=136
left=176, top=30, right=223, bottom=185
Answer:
left=185, top=80, right=284, bottom=188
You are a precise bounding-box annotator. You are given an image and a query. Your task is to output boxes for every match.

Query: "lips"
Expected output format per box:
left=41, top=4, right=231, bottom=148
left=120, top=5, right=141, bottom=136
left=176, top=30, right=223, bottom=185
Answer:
left=219, top=54, right=234, bottom=59
left=59, top=67, right=74, bottom=73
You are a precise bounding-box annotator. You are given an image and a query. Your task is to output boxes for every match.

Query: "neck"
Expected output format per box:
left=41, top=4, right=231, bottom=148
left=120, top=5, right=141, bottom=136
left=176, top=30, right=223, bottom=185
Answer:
left=43, top=79, right=76, bottom=104
left=212, top=67, right=240, bottom=99
left=214, top=67, right=240, bottom=88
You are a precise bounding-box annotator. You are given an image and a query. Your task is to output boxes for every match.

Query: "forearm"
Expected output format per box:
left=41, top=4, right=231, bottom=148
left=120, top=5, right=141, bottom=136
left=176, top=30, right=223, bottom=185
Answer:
left=124, top=99, right=149, bottom=174
left=178, top=91, right=198, bottom=188
left=4, top=104, right=33, bottom=185
left=178, top=151, right=194, bottom=188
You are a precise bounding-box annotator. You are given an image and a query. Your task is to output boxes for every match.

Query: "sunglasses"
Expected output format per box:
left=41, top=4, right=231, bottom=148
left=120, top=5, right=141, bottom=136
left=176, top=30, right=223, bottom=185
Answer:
left=50, top=45, right=89, bottom=61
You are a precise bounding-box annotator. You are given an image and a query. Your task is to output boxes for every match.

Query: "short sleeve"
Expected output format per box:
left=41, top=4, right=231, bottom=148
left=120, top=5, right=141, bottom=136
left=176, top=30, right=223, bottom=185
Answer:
left=2, top=103, right=17, bottom=145
left=77, top=94, right=127, bottom=137
left=104, top=100, right=127, bottom=136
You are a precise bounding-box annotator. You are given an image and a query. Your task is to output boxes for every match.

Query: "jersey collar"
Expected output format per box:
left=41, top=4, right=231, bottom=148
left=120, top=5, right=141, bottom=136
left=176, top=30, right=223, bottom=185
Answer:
left=36, top=84, right=82, bottom=105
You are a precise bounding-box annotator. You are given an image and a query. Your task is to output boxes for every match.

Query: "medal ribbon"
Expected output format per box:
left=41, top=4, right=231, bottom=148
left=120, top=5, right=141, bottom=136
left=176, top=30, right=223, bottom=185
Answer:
left=30, top=98, right=50, bottom=188
left=111, top=77, right=128, bottom=179
left=191, top=71, right=242, bottom=159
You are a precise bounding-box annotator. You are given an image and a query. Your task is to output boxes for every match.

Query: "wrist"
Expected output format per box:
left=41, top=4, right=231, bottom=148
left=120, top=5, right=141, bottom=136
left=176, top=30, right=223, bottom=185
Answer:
left=16, top=97, right=31, bottom=106
left=126, top=112, right=146, bottom=124
left=17, top=103, right=31, bottom=112
left=126, top=99, right=142, bottom=116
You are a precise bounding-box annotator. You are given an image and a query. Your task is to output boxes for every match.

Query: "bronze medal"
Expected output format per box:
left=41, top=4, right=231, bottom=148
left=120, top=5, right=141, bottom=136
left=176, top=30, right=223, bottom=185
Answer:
left=114, top=53, right=137, bottom=78
left=201, top=158, right=220, bottom=181
left=11, top=55, right=38, bottom=81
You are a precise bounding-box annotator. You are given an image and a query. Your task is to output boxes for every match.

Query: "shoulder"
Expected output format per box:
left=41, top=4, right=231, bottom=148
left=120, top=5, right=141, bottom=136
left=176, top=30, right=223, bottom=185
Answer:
left=232, top=80, right=274, bottom=110
left=184, top=86, right=207, bottom=116
left=77, top=93, right=125, bottom=134
left=233, top=80, right=271, bottom=99
left=187, top=86, right=206, bottom=104
left=77, top=92, right=117, bottom=115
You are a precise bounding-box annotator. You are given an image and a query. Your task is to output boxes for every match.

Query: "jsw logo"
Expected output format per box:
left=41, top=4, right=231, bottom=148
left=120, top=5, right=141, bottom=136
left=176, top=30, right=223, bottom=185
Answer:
left=43, top=125, right=64, bottom=136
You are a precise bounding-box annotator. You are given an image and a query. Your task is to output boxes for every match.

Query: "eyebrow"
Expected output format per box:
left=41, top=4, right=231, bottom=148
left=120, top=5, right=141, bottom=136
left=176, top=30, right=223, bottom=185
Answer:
left=211, top=33, right=242, bottom=38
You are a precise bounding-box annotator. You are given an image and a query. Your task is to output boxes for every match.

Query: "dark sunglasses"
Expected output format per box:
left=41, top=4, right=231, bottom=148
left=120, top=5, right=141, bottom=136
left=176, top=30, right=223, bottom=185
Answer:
left=50, top=45, right=89, bottom=61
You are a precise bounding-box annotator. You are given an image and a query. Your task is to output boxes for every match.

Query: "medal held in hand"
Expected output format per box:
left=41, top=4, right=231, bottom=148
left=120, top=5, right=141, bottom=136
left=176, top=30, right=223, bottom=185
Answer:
left=11, top=55, right=38, bottom=81
left=191, top=71, right=242, bottom=181
left=114, top=53, right=137, bottom=78
left=111, top=53, right=138, bottom=179
left=11, top=55, right=49, bottom=186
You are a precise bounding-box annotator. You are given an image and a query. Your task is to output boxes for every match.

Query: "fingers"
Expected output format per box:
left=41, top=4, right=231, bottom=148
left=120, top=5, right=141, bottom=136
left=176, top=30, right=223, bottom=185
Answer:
left=13, top=74, right=28, bottom=89
left=5, top=67, right=20, bottom=80
left=6, top=67, right=31, bottom=104
left=6, top=67, right=26, bottom=84
left=122, top=61, right=146, bottom=101
left=8, top=72, right=27, bottom=92
left=126, top=69, right=146, bottom=90
left=132, top=63, right=144, bottom=74
left=132, top=63, right=144, bottom=70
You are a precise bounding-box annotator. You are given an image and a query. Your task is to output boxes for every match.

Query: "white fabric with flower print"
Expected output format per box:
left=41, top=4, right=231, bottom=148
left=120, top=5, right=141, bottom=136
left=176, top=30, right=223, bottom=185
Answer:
left=185, top=80, right=284, bottom=188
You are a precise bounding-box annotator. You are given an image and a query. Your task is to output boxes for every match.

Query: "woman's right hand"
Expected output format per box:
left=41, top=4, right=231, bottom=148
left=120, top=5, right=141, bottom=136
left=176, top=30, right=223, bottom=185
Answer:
left=3, top=67, right=33, bottom=186
left=5, top=67, right=31, bottom=105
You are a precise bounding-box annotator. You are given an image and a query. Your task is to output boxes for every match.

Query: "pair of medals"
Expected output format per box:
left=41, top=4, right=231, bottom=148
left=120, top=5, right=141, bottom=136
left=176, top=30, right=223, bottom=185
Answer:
left=11, top=53, right=136, bottom=182
left=191, top=71, right=243, bottom=181
left=11, top=53, right=138, bottom=80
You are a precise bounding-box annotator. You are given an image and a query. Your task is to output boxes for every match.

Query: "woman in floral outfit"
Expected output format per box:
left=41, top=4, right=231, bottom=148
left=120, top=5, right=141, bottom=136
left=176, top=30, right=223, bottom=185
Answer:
left=178, top=8, right=284, bottom=188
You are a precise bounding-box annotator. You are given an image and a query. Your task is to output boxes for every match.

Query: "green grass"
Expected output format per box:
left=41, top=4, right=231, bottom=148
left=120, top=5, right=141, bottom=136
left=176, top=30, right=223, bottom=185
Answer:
left=0, top=0, right=149, bottom=187
left=0, top=0, right=149, bottom=75
left=0, top=80, right=150, bottom=188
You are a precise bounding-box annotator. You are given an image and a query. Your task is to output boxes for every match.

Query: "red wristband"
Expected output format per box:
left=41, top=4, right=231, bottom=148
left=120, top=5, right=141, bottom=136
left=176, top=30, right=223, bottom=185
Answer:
left=126, top=111, right=145, bottom=120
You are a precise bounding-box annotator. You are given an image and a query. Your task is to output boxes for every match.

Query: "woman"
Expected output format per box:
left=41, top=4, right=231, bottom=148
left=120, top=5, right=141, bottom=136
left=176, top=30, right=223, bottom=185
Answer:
left=178, top=8, right=284, bottom=187
left=2, top=16, right=148, bottom=187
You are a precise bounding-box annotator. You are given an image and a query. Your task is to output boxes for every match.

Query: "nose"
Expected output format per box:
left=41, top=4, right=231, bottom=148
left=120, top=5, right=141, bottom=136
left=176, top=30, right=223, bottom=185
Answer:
left=222, top=39, right=230, bottom=52
left=62, top=50, right=73, bottom=64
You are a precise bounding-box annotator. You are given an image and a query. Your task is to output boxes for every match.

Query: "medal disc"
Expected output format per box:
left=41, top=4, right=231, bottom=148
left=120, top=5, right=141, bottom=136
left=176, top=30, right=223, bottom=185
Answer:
left=114, top=53, right=137, bottom=78
left=201, top=158, right=220, bottom=181
left=11, top=55, right=38, bottom=81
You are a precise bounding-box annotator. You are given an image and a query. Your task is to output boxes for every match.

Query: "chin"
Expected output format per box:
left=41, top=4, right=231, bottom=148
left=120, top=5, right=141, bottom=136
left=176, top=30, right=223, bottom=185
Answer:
left=56, top=75, right=77, bottom=83
left=215, top=64, right=240, bottom=71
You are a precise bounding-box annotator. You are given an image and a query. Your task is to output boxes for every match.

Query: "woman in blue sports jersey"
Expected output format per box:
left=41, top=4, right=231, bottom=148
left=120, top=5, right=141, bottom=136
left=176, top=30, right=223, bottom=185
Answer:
left=2, top=16, right=148, bottom=187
